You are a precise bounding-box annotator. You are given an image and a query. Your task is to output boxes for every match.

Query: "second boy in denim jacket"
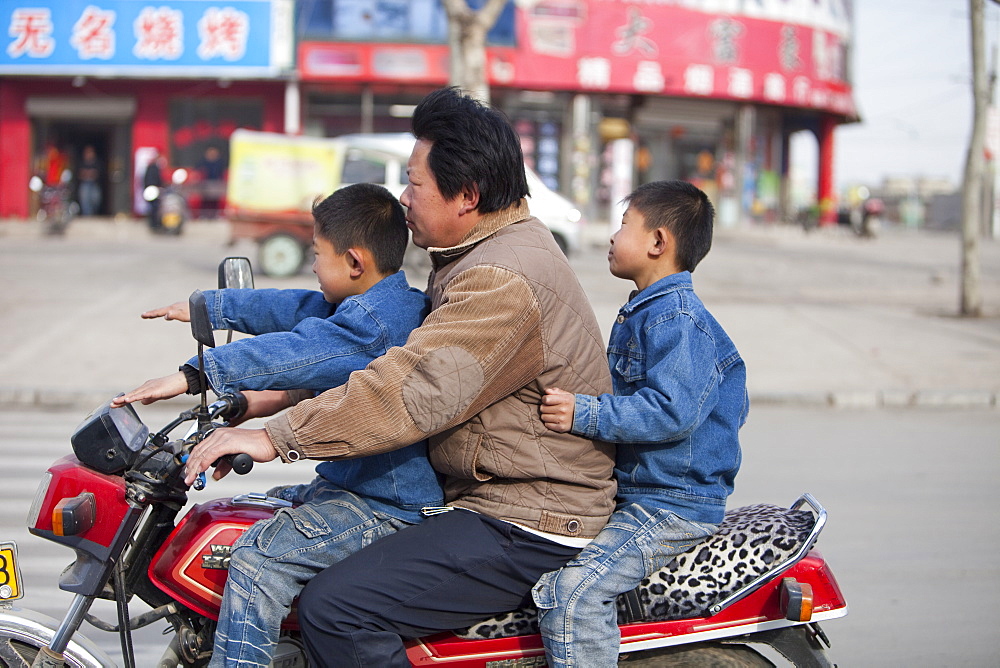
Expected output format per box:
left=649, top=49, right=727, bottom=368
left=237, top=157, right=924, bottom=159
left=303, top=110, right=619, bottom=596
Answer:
left=114, top=183, right=442, bottom=667
left=535, top=180, right=749, bottom=668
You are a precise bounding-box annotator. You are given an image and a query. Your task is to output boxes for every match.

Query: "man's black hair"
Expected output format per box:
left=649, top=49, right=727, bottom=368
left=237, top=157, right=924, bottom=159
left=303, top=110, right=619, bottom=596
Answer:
left=411, top=86, right=529, bottom=213
left=624, top=180, right=715, bottom=272
left=312, top=183, right=407, bottom=274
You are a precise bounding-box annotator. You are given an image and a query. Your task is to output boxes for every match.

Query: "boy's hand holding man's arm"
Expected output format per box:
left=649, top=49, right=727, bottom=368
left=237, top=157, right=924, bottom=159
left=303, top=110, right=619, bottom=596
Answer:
left=540, top=387, right=576, bottom=433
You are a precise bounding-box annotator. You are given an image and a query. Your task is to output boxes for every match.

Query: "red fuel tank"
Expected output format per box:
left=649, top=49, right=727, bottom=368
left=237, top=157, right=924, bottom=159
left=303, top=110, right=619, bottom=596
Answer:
left=149, top=497, right=279, bottom=618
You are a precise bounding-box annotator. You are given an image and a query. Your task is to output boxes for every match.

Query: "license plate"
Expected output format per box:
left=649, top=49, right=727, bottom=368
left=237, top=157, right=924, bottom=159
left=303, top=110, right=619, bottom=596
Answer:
left=0, top=541, right=24, bottom=602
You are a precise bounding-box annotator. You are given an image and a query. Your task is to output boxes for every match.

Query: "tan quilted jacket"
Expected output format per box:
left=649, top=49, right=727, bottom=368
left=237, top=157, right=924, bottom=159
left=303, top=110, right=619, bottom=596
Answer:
left=266, top=201, right=616, bottom=538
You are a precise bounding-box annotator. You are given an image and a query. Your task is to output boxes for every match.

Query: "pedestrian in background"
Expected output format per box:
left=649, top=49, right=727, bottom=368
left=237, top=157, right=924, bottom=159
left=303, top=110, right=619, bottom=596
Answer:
left=77, top=145, right=101, bottom=216
left=197, top=146, right=226, bottom=218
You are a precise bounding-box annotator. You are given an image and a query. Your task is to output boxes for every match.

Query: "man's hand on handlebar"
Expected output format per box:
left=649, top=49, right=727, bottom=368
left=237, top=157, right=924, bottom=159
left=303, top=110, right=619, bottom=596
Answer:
left=142, top=301, right=191, bottom=322
left=112, top=371, right=188, bottom=407
left=183, top=427, right=278, bottom=485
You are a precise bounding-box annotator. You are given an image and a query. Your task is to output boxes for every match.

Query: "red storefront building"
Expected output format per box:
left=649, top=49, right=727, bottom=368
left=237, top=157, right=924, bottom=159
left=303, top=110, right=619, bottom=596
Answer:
left=0, top=0, right=292, bottom=219
left=1, top=0, right=857, bottom=226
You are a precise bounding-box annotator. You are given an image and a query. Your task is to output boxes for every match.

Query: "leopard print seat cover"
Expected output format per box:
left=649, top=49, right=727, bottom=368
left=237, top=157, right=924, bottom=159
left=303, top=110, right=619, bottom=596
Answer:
left=456, top=503, right=816, bottom=640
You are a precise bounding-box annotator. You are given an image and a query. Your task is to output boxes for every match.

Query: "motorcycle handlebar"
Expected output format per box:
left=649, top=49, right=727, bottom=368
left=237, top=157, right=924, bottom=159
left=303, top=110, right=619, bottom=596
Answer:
left=230, top=453, right=254, bottom=475
left=207, top=392, right=248, bottom=423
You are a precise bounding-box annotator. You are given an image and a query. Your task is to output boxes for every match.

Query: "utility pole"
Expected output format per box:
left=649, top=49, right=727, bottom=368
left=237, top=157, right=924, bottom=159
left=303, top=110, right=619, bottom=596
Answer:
left=962, top=0, right=990, bottom=316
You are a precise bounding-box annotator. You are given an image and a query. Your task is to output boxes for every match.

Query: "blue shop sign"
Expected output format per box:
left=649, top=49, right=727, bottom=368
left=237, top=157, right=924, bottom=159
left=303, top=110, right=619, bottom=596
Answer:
left=0, top=0, right=284, bottom=75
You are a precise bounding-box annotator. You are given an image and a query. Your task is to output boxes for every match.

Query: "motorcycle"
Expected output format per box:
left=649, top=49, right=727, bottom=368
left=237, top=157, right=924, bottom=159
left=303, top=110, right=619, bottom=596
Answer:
left=144, top=169, right=189, bottom=236
left=0, top=259, right=848, bottom=667
left=29, top=171, right=78, bottom=236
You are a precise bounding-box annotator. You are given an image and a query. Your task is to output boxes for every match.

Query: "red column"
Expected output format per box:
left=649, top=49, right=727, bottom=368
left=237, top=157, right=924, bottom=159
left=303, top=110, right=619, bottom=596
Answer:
left=817, top=116, right=837, bottom=226
left=0, top=82, right=32, bottom=218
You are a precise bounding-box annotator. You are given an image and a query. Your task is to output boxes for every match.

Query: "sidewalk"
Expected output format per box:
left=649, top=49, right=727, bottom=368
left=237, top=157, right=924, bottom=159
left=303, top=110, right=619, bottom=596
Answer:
left=1, top=216, right=998, bottom=410
left=580, top=218, right=1000, bottom=409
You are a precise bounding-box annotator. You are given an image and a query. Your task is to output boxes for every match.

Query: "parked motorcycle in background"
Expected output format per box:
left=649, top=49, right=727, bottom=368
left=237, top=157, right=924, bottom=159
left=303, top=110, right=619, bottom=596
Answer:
left=144, top=168, right=189, bottom=236
left=0, top=259, right=848, bottom=667
left=859, top=197, right=883, bottom=238
left=28, top=170, right=78, bottom=236
left=841, top=185, right=882, bottom=239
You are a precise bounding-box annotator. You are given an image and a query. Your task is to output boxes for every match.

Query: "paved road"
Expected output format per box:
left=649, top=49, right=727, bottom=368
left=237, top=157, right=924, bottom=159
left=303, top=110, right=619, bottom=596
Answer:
left=1, top=218, right=998, bottom=409
left=2, top=404, right=998, bottom=666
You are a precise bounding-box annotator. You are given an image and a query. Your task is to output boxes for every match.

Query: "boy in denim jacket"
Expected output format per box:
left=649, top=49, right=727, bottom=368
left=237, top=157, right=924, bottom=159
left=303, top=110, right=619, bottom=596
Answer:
left=114, top=183, right=442, bottom=667
left=535, top=180, right=748, bottom=668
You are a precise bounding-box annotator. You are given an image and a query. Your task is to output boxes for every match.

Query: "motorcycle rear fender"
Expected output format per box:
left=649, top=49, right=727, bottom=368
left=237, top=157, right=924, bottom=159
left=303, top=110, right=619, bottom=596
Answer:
left=0, top=604, right=114, bottom=668
left=407, top=551, right=848, bottom=666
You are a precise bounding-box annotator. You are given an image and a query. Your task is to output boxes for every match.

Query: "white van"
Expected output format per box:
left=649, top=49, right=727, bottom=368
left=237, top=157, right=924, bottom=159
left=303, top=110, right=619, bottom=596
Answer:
left=338, top=133, right=583, bottom=255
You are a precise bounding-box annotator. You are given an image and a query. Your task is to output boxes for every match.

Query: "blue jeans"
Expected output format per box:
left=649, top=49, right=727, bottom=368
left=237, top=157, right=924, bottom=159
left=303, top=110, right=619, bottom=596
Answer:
left=78, top=181, right=100, bottom=216
left=208, top=480, right=412, bottom=668
left=532, top=504, right=718, bottom=668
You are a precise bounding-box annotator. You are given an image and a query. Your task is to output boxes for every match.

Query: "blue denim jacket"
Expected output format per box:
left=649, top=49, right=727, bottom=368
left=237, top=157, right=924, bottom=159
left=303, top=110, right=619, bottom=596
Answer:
left=572, top=272, right=748, bottom=524
left=186, top=271, right=443, bottom=522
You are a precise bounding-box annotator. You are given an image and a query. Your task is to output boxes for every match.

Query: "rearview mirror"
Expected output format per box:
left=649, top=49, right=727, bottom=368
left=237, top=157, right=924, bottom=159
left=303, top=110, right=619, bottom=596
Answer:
left=188, top=290, right=215, bottom=349
left=218, top=257, right=254, bottom=290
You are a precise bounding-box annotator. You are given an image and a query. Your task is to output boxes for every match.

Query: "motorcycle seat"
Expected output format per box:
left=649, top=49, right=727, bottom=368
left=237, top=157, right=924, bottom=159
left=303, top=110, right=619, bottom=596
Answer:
left=455, top=502, right=817, bottom=640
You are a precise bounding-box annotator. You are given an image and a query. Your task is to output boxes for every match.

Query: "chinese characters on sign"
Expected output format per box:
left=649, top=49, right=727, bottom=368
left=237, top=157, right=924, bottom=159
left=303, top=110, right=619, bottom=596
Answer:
left=134, top=6, right=184, bottom=60
left=71, top=6, right=115, bottom=60
left=515, top=1, right=855, bottom=117
left=198, top=7, right=249, bottom=61
left=7, top=8, right=54, bottom=57
left=4, top=1, right=254, bottom=66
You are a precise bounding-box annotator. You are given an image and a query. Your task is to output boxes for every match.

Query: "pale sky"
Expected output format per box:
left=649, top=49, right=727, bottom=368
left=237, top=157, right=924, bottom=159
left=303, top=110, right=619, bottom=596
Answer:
left=831, top=0, right=987, bottom=190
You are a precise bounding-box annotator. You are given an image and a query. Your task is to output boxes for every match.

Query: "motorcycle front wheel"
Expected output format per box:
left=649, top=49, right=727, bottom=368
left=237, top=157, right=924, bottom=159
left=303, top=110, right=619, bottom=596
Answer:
left=0, top=607, right=111, bottom=668
left=619, top=643, right=772, bottom=667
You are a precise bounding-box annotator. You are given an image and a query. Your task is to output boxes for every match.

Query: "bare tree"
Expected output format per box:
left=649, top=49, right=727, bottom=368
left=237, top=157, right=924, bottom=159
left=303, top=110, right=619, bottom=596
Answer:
left=441, top=0, right=508, bottom=103
left=961, top=0, right=987, bottom=316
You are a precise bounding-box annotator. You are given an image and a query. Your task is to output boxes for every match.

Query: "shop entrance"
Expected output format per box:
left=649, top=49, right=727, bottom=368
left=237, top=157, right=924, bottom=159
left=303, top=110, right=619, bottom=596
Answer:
left=27, top=96, right=135, bottom=217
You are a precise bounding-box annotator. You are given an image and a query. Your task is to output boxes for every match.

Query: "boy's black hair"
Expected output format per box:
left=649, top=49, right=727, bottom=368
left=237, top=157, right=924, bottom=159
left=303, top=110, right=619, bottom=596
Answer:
left=624, top=180, right=715, bottom=272
left=312, top=182, right=407, bottom=274
left=411, top=86, right=529, bottom=213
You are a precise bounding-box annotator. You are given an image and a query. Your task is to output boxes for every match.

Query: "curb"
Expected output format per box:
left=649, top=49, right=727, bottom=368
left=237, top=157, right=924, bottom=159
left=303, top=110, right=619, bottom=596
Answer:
left=0, top=387, right=195, bottom=412
left=2, top=386, right=998, bottom=412
left=750, top=389, right=998, bottom=410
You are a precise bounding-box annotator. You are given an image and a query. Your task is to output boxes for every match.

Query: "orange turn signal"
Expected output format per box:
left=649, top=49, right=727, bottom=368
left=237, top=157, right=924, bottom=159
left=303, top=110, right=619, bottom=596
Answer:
left=52, top=493, right=96, bottom=537
left=780, top=577, right=814, bottom=622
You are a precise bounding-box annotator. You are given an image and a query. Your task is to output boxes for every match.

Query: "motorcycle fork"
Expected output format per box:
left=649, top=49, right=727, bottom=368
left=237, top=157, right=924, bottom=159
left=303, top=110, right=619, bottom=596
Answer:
left=36, top=502, right=147, bottom=667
